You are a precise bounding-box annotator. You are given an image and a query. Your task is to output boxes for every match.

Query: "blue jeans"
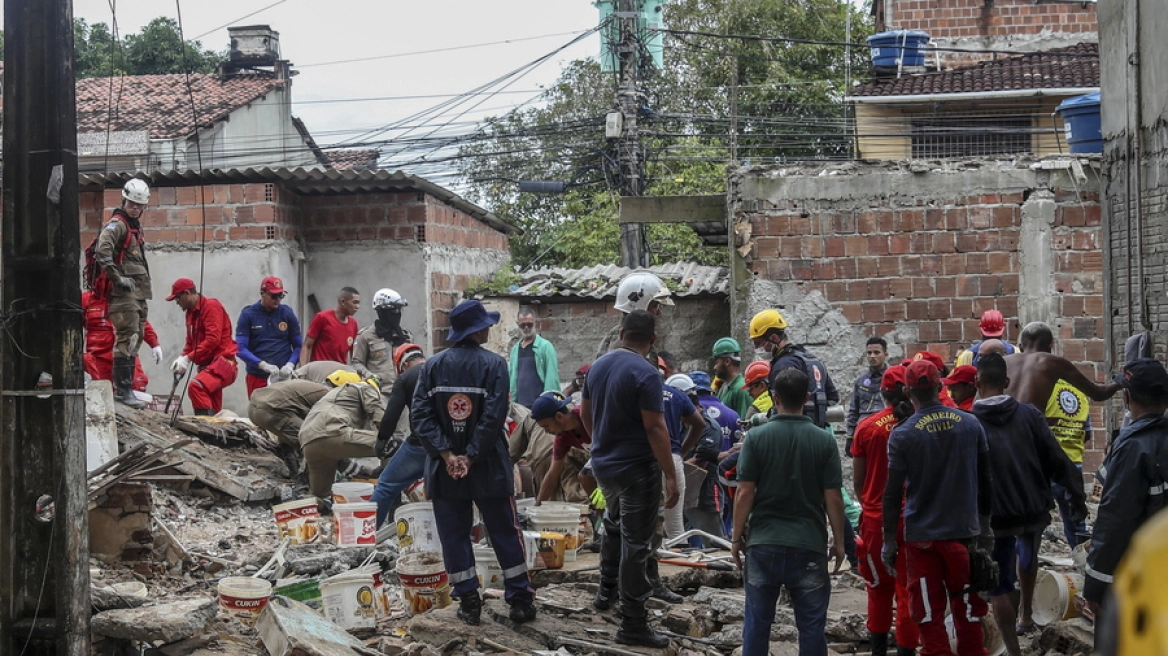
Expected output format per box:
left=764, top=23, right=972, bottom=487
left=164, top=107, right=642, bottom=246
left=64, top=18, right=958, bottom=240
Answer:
left=1052, top=463, right=1087, bottom=547
left=372, top=441, right=426, bottom=528
left=743, top=545, right=831, bottom=656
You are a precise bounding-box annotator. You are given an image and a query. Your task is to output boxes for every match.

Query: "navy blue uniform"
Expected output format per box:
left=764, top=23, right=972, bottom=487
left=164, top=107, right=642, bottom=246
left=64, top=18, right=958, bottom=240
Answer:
left=770, top=344, right=840, bottom=428
left=235, top=302, right=302, bottom=377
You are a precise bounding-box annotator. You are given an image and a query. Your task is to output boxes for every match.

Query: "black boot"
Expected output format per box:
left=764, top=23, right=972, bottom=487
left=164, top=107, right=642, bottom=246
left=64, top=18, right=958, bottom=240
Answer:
left=113, top=357, right=146, bottom=409
left=870, top=632, right=889, bottom=656
left=593, top=581, right=618, bottom=610
left=508, top=601, right=537, bottom=623
left=456, top=590, right=482, bottom=626
left=193, top=408, right=213, bottom=416
left=616, top=603, right=670, bottom=648
left=648, top=559, right=682, bottom=604
left=895, top=647, right=916, bottom=656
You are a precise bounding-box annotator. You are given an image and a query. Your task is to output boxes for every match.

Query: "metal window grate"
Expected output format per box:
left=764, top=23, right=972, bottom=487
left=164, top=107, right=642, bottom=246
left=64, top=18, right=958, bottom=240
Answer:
left=910, top=115, right=1033, bottom=158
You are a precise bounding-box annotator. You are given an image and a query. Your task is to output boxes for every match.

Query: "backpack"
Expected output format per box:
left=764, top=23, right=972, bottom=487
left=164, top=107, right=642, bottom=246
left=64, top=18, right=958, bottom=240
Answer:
left=84, top=216, right=137, bottom=299
left=787, top=347, right=831, bottom=429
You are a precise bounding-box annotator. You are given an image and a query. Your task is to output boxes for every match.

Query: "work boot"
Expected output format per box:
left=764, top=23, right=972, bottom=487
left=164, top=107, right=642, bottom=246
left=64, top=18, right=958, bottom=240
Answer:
left=508, top=601, right=537, bottom=623
left=647, top=558, right=682, bottom=603
left=193, top=409, right=213, bottom=416
left=456, top=591, right=482, bottom=626
left=593, top=582, right=618, bottom=610
left=113, top=357, right=146, bottom=409
left=895, top=647, right=916, bottom=656
left=869, top=632, right=889, bottom=656
left=616, top=605, right=670, bottom=648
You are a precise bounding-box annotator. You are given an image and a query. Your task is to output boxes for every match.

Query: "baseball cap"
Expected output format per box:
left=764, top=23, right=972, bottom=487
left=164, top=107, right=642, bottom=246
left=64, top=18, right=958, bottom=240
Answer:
left=904, top=360, right=941, bottom=390
left=165, top=277, right=196, bottom=301
left=942, top=364, right=977, bottom=386
left=574, top=363, right=591, bottom=379
left=1114, top=358, right=1168, bottom=392
left=531, top=391, right=571, bottom=422
left=880, top=365, right=907, bottom=391
left=261, top=276, right=285, bottom=294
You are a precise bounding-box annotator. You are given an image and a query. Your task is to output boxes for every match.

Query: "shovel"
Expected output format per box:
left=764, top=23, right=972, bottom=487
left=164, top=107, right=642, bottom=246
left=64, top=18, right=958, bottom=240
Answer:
left=163, top=372, right=182, bottom=413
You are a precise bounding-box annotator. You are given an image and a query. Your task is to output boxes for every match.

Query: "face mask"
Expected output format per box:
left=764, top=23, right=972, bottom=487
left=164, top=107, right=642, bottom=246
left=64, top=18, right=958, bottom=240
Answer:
left=755, top=347, right=773, bottom=360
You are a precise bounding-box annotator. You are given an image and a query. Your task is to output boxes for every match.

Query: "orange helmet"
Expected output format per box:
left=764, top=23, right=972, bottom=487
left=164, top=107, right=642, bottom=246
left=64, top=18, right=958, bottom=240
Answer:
left=742, top=360, right=772, bottom=388
left=393, top=343, right=424, bottom=374
left=980, top=309, right=1005, bottom=338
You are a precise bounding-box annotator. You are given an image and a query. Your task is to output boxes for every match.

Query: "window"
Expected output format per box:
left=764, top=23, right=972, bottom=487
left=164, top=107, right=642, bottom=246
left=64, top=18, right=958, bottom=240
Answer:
left=910, top=115, right=1033, bottom=158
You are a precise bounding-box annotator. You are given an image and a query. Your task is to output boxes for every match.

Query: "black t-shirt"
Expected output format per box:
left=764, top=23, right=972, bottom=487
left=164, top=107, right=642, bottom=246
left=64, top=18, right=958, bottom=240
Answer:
left=516, top=344, right=542, bottom=408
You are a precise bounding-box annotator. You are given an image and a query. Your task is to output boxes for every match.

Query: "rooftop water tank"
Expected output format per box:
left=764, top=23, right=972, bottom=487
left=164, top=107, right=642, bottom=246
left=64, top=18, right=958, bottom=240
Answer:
left=867, top=30, right=930, bottom=68
left=1055, top=92, right=1102, bottom=154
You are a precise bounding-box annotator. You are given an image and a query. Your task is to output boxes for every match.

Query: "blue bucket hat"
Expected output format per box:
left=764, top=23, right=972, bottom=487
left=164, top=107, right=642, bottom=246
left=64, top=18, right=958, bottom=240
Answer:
left=447, top=300, right=501, bottom=343
left=688, top=370, right=714, bottom=393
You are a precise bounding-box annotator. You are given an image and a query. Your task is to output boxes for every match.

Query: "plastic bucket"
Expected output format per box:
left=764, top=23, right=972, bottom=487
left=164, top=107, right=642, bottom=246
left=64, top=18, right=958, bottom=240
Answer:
left=1033, top=570, right=1084, bottom=625
left=362, top=565, right=392, bottom=618
left=397, top=551, right=452, bottom=616
left=867, top=30, right=931, bottom=68
left=394, top=502, right=441, bottom=554
left=273, top=498, right=320, bottom=544
left=332, top=482, right=374, bottom=503
left=474, top=547, right=505, bottom=590
left=532, top=531, right=566, bottom=570
left=218, top=577, right=272, bottom=627
left=320, top=570, right=378, bottom=630
left=273, top=578, right=323, bottom=613
left=1056, top=92, right=1102, bottom=154
left=528, top=503, right=583, bottom=562
left=945, top=612, right=1005, bottom=656
left=334, top=502, right=378, bottom=547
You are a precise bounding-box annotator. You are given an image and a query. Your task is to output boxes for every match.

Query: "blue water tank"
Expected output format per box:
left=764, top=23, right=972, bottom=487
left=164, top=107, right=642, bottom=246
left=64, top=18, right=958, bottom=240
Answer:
left=867, top=30, right=931, bottom=68
left=1056, top=92, right=1102, bottom=154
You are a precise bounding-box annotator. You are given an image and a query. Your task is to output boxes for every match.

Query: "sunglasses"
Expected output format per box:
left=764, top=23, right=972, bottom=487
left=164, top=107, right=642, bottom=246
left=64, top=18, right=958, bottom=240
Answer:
left=265, top=291, right=286, bottom=300
left=518, top=323, right=534, bottom=329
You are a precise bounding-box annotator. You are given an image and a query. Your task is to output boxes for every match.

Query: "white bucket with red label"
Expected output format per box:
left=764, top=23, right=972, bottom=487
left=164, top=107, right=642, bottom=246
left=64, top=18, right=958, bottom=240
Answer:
left=217, top=577, right=272, bottom=627
left=273, top=498, right=320, bottom=544
left=332, top=482, right=374, bottom=504
left=397, top=551, right=452, bottom=616
left=334, top=502, right=378, bottom=547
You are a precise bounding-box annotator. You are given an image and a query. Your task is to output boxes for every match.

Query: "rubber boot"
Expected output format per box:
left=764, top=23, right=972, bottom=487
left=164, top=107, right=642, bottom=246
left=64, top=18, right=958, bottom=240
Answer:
left=508, top=600, right=537, bottom=623
left=648, top=558, right=682, bottom=604
left=895, top=647, right=916, bottom=656
left=616, top=602, right=670, bottom=648
left=113, top=357, right=146, bottom=409
left=456, top=590, right=482, bottom=626
left=593, top=581, right=618, bottom=610
left=193, top=409, right=213, bottom=416
left=870, top=632, right=889, bottom=656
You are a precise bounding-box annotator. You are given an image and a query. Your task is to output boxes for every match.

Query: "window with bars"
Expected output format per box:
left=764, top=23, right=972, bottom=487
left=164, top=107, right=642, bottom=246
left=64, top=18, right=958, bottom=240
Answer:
left=910, top=115, right=1034, bottom=158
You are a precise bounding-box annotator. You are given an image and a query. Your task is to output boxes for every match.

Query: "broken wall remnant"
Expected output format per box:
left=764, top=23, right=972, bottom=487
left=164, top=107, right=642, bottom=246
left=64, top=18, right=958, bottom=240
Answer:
left=89, top=482, right=156, bottom=573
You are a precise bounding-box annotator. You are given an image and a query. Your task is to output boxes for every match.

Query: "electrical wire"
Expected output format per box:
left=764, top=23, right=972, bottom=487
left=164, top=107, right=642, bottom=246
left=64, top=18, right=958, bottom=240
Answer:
left=297, top=30, right=591, bottom=68
left=190, top=0, right=290, bottom=40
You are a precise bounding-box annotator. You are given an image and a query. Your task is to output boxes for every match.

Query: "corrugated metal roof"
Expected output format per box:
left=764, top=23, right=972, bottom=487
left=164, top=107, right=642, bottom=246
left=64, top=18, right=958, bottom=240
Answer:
left=78, top=167, right=520, bottom=235
left=493, top=262, right=729, bottom=300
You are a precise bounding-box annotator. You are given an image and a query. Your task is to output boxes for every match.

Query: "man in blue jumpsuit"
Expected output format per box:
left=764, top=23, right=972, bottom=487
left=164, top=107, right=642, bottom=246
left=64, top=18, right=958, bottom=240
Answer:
left=236, top=276, right=303, bottom=398
left=411, top=300, right=536, bottom=626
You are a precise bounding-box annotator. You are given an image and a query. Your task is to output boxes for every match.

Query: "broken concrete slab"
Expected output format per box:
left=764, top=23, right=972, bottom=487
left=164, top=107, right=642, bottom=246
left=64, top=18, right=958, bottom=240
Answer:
left=90, top=582, right=151, bottom=611
left=1037, top=619, right=1094, bottom=655
left=91, top=598, right=216, bottom=643
left=284, top=543, right=376, bottom=577
left=690, top=588, right=745, bottom=623
left=257, top=597, right=381, bottom=656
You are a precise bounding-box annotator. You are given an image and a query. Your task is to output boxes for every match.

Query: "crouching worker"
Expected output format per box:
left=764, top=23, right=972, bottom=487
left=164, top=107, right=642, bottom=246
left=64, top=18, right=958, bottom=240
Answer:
left=530, top=391, right=591, bottom=504
left=298, top=370, right=383, bottom=506
left=411, top=300, right=536, bottom=626
left=248, top=377, right=330, bottom=475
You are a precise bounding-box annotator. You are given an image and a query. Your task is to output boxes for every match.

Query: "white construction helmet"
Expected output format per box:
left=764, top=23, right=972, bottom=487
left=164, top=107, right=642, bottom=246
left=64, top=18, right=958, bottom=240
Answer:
left=613, top=270, right=673, bottom=313
left=122, top=179, right=150, bottom=205
left=664, top=373, right=695, bottom=392
left=373, top=288, right=408, bottom=310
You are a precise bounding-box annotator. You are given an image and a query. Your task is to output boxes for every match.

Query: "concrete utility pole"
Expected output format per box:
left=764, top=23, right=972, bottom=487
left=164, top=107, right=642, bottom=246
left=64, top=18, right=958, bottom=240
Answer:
left=617, top=0, right=646, bottom=268
left=0, top=0, right=91, bottom=654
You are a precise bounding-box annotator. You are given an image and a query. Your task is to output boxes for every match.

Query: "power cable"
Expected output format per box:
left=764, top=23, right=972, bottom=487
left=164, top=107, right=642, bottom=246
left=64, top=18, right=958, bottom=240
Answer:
left=190, top=0, right=290, bottom=40
left=297, top=30, right=590, bottom=68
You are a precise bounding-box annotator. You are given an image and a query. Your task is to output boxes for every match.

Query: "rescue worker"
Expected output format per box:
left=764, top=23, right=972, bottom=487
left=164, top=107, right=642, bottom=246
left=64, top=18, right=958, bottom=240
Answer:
left=235, top=276, right=302, bottom=397
left=594, top=270, right=673, bottom=360
left=846, top=337, right=889, bottom=456
left=955, top=309, right=1016, bottom=367
left=95, top=178, right=153, bottom=408
left=168, top=279, right=238, bottom=415
left=352, top=288, right=411, bottom=393
left=82, top=289, right=163, bottom=390
left=299, top=370, right=383, bottom=504
left=911, top=351, right=959, bottom=408
left=684, top=371, right=739, bottom=543
left=248, top=378, right=330, bottom=448
left=712, top=337, right=752, bottom=417
left=294, top=360, right=357, bottom=384
left=942, top=365, right=978, bottom=412
left=372, top=343, right=428, bottom=528
left=301, top=287, right=360, bottom=365
left=749, top=309, right=839, bottom=429
left=561, top=363, right=590, bottom=402
left=1092, top=507, right=1168, bottom=656
left=411, top=299, right=536, bottom=626
left=741, top=361, right=773, bottom=422
left=530, top=391, right=591, bottom=505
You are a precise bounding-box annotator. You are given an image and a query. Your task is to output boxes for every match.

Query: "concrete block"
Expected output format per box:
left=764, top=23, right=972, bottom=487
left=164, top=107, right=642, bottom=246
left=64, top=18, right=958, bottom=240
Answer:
left=91, top=598, right=216, bottom=644
left=86, top=379, right=118, bottom=472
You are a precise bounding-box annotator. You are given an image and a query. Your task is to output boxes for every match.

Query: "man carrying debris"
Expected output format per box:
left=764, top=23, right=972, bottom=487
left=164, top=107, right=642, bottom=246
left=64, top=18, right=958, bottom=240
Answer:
left=168, top=278, right=238, bottom=416
left=300, top=287, right=360, bottom=365
left=750, top=308, right=839, bottom=429
left=411, top=299, right=537, bottom=626
left=235, top=276, right=302, bottom=398
left=730, top=367, right=847, bottom=656
left=371, top=343, right=428, bottom=528
left=352, top=288, right=411, bottom=393
left=299, top=370, right=383, bottom=504
left=581, top=309, right=679, bottom=648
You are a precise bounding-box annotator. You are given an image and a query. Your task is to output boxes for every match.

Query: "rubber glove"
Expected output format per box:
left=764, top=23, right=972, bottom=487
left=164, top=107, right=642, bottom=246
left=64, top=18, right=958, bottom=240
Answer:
left=279, top=362, right=295, bottom=379
left=259, top=361, right=280, bottom=377
left=589, top=487, right=606, bottom=511
left=151, top=346, right=163, bottom=365
left=171, top=355, right=191, bottom=375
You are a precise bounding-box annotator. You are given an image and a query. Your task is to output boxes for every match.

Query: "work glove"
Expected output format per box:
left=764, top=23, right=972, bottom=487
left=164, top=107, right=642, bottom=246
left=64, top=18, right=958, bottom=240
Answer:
left=589, top=487, right=606, bottom=511
left=259, top=361, right=280, bottom=377
left=171, top=355, right=191, bottom=376
left=279, top=362, right=295, bottom=379
left=151, top=346, right=163, bottom=365
left=114, top=276, right=136, bottom=293
left=881, top=538, right=898, bottom=578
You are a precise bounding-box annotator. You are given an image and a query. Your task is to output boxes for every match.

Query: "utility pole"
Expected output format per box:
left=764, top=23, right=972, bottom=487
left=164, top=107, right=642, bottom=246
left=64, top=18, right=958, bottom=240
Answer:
left=617, top=0, right=646, bottom=268
left=1, top=0, right=90, bottom=654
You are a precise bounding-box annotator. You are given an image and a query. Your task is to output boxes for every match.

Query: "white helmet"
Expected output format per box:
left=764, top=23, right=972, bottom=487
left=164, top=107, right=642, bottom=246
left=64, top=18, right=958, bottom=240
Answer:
left=664, top=373, right=695, bottom=392
left=613, top=271, right=672, bottom=313
left=122, top=179, right=150, bottom=205
left=373, top=288, right=408, bottom=310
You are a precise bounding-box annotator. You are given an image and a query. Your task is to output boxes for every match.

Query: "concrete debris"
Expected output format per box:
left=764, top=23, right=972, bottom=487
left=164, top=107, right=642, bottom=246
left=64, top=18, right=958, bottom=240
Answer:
left=1036, top=620, right=1095, bottom=656
left=690, top=588, right=745, bottom=623
left=284, top=543, right=380, bottom=577
left=90, top=581, right=151, bottom=611
left=91, top=598, right=217, bottom=644
left=257, top=597, right=381, bottom=656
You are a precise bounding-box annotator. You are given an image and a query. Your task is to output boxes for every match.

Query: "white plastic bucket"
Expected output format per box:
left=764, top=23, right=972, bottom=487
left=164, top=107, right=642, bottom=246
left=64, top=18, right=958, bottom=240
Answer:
left=218, top=577, right=272, bottom=627
left=474, top=547, right=505, bottom=590
left=273, top=498, right=320, bottom=544
left=332, top=482, right=374, bottom=504
left=320, top=570, right=378, bottom=631
left=944, top=612, right=1005, bottom=656
left=528, top=503, right=582, bottom=562
left=397, top=551, right=452, bottom=616
left=394, top=502, right=441, bottom=554
left=1033, top=570, right=1084, bottom=626
left=334, top=502, right=378, bottom=547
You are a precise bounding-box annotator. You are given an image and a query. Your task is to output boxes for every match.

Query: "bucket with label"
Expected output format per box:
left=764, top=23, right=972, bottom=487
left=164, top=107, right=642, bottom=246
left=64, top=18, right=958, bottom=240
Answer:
left=332, top=481, right=374, bottom=504
left=1033, top=570, right=1084, bottom=625
left=273, top=578, right=323, bottom=614
left=319, top=570, right=378, bottom=631
left=945, top=612, right=1005, bottom=656
left=397, top=551, right=452, bottom=616
left=334, top=502, right=378, bottom=547
left=474, top=547, right=505, bottom=589
left=394, top=501, right=441, bottom=554
left=218, top=577, right=272, bottom=627
left=532, top=531, right=566, bottom=570
left=273, top=498, right=320, bottom=544
left=527, top=503, right=582, bottom=562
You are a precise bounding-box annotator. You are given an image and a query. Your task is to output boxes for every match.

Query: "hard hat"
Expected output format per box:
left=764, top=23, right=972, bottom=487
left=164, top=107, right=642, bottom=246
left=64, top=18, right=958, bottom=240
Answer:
left=979, top=309, right=1005, bottom=338
left=749, top=309, right=789, bottom=339
left=614, top=271, right=670, bottom=313
left=326, top=370, right=362, bottom=387
left=712, top=337, right=742, bottom=359
left=743, top=361, right=771, bottom=388
left=1105, top=507, right=1168, bottom=655
left=122, top=179, right=150, bottom=205
left=664, top=374, right=695, bottom=392
left=373, top=288, right=408, bottom=310
left=393, top=343, right=424, bottom=374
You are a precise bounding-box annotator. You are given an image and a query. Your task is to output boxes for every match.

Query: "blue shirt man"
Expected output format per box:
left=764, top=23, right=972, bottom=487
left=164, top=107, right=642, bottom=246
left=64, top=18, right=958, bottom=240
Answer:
left=689, top=371, right=740, bottom=451
left=235, top=276, right=302, bottom=397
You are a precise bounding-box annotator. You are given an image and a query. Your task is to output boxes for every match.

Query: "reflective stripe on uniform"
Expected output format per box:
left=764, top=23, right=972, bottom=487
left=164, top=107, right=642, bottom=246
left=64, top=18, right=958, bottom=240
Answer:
left=1150, top=482, right=1165, bottom=496
left=866, top=553, right=882, bottom=587
left=919, top=577, right=932, bottom=623
left=1085, top=565, right=1114, bottom=584
left=502, top=562, right=528, bottom=579
left=449, top=567, right=478, bottom=584
left=429, top=386, right=487, bottom=396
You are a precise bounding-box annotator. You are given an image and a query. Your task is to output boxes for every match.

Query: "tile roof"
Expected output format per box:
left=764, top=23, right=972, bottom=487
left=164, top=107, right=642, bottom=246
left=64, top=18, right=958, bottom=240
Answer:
left=488, top=262, right=729, bottom=300
left=76, top=72, right=286, bottom=139
left=849, top=42, right=1098, bottom=98
left=323, top=149, right=380, bottom=171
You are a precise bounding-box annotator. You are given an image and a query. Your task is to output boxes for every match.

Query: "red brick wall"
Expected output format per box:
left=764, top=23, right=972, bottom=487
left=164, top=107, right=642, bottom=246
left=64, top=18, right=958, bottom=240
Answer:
left=881, top=0, right=1096, bottom=38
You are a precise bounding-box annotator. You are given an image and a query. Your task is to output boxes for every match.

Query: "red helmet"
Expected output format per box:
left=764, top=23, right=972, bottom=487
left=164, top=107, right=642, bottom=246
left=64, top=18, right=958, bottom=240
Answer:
left=742, top=361, right=772, bottom=388
left=393, top=343, right=424, bottom=374
left=980, top=309, right=1005, bottom=338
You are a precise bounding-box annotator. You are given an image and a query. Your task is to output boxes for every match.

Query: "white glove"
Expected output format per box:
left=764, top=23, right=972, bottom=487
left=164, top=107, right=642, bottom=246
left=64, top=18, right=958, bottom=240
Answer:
left=171, top=355, right=191, bottom=375
left=259, top=361, right=280, bottom=377
left=280, top=362, right=295, bottom=378
left=151, top=346, right=163, bottom=365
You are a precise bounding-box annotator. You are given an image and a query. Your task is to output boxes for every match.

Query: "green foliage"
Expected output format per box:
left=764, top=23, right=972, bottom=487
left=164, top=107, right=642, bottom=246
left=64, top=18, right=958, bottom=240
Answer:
left=74, top=17, right=223, bottom=79
left=463, top=262, right=522, bottom=298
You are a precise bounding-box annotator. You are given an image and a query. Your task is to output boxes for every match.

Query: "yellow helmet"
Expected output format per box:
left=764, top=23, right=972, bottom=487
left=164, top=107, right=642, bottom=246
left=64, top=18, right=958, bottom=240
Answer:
left=326, top=370, right=362, bottom=387
left=749, top=309, right=788, bottom=339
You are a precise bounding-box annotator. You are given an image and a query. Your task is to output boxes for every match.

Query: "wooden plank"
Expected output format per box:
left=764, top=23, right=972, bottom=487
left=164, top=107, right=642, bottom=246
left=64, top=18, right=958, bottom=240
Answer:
left=619, top=195, right=726, bottom=224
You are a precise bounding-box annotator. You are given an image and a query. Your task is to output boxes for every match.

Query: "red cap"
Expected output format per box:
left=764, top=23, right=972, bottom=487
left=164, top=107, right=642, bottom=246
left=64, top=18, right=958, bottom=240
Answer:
left=942, top=364, right=977, bottom=386
left=880, top=365, right=907, bottom=391
left=575, top=363, right=591, bottom=378
left=261, top=276, right=285, bottom=294
left=912, top=351, right=947, bottom=374
left=905, top=360, right=941, bottom=390
left=980, top=309, right=1005, bottom=338
left=165, top=277, right=196, bottom=301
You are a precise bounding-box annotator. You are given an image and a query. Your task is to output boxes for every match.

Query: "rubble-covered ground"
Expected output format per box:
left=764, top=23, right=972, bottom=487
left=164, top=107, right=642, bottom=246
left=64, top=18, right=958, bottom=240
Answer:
left=87, top=404, right=1096, bottom=656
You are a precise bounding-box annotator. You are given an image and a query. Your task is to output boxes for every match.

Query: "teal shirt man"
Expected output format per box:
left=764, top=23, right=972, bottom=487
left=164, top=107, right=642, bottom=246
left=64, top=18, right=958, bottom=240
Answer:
left=509, top=334, right=561, bottom=406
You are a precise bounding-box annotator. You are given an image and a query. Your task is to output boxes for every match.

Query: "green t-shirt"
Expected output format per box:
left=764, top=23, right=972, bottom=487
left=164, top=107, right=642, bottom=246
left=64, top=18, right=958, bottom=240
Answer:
left=737, top=414, right=843, bottom=553
left=717, top=373, right=754, bottom=418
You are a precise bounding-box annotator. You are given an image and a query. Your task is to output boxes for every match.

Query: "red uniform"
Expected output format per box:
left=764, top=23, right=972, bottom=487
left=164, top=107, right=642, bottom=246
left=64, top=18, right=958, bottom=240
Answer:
left=852, top=408, right=919, bottom=651
left=306, top=310, right=358, bottom=364
left=182, top=296, right=238, bottom=413
left=83, top=291, right=158, bottom=391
